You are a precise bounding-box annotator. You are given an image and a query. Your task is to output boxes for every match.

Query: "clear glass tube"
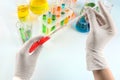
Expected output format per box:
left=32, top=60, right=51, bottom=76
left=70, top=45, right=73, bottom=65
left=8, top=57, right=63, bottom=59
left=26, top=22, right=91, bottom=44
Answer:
left=16, top=21, right=32, bottom=43
left=104, top=0, right=113, bottom=12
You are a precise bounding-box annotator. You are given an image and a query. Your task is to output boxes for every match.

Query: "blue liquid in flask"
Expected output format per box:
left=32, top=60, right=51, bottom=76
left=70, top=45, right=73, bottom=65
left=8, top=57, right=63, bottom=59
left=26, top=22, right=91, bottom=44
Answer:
left=75, top=16, right=90, bottom=33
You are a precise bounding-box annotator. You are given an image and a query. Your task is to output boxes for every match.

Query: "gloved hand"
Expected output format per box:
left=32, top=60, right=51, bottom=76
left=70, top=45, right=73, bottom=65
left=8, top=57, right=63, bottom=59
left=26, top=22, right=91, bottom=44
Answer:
left=86, top=1, right=116, bottom=71
left=13, top=35, right=43, bottom=80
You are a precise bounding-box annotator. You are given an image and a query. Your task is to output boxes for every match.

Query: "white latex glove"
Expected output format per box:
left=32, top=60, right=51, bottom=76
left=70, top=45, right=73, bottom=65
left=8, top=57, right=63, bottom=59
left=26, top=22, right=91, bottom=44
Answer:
left=13, top=35, right=43, bottom=80
left=86, top=1, right=116, bottom=71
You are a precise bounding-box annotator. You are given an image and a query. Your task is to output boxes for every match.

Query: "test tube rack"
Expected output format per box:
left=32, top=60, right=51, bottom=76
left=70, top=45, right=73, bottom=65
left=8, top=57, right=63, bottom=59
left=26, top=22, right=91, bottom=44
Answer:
left=41, top=4, right=76, bottom=35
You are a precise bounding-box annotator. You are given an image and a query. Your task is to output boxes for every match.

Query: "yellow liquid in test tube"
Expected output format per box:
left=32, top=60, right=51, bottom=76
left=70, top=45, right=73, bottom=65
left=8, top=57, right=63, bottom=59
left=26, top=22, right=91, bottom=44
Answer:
left=30, top=0, right=49, bottom=15
left=18, top=5, right=29, bottom=22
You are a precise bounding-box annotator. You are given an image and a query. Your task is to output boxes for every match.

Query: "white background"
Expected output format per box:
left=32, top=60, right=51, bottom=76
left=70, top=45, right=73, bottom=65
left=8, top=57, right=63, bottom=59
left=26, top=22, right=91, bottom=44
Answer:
left=0, top=0, right=120, bottom=80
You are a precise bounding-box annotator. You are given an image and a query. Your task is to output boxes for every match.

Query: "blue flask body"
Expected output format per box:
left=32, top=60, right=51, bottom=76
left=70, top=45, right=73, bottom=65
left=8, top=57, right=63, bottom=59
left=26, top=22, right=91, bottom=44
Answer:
left=75, top=16, right=90, bottom=33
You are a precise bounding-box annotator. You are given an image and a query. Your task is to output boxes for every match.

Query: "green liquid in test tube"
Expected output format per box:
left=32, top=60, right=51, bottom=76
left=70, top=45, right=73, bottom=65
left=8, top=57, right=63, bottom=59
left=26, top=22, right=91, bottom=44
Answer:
left=61, top=12, right=65, bottom=15
left=85, top=2, right=95, bottom=7
left=52, top=15, right=56, bottom=21
left=43, top=14, right=47, bottom=21
left=42, top=24, right=47, bottom=33
left=19, top=27, right=26, bottom=42
left=26, top=30, right=32, bottom=40
left=51, top=26, right=56, bottom=31
left=95, top=6, right=99, bottom=12
left=61, top=20, right=64, bottom=26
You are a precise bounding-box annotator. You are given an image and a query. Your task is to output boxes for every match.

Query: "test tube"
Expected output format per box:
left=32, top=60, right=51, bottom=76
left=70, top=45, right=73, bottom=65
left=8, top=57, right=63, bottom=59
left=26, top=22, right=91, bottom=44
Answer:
left=64, top=17, right=69, bottom=24
left=17, top=0, right=29, bottom=22
left=85, top=2, right=96, bottom=7
left=65, top=9, right=70, bottom=13
left=42, top=24, right=47, bottom=33
left=51, top=26, right=56, bottom=31
left=104, top=0, right=113, bottom=12
left=17, top=21, right=32, bottom=43
left=56, top=14, right=61, bottom=18
left=56, top=6, right=61, bottom=18
left=51, top=7, right=56, bottom=14
left=25, top=23, right=32, bottom=40
left=60, top=20, right=64, bottom=26
left=46, top=28, right=50, bottom=34
left=71, top=13, right=76, bottom=18
left=43, top=14, right=47, bottom=21
left=26, top=29, right=32, bottom=40
left=61, top=3, right=65, bottom=9
left=57, top=6, right=61, bottom=11
left=19, top=27, right=26, bottom=43
left=48, top=11, right=52, bottom=17
left=61, top=11, right=65, bottom=15
left=70, top=0, right=78, bottom=8
left=47, top=18, right=52, bottom=24
left=68, top=16, right=71, bottom=19
left=62, top=0, right=72, bottom=7
left=17, top=5, right=29, bottom=22
left=52, top=14, right=56, bottom=21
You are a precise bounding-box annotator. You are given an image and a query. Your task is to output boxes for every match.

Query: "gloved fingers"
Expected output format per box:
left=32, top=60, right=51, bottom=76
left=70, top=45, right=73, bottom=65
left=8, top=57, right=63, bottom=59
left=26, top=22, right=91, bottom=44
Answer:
left=86, top=12, right=104, bottom=26
left=31, top=46, right=43, bottom=57
left=98, top=1, right=117, bottom=34
left=92, top=9, right=106, bottom=26
left=98, top=1, right=110, bottom=18
left=84, top=5, right=106, bottom=27
left=98, top=1, right=115, bottom=29
left=85, top=11, right=103, bottom=26
left=86, top=8, right=99, bottom=32
left=84, top=13, right=88, bottom=21
left=22, top=35, right=43, bottom=51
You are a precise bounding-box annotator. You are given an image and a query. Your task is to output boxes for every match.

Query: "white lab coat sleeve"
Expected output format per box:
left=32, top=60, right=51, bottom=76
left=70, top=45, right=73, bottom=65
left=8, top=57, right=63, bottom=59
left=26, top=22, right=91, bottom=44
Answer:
left=13, top=76, right=22, bottom=80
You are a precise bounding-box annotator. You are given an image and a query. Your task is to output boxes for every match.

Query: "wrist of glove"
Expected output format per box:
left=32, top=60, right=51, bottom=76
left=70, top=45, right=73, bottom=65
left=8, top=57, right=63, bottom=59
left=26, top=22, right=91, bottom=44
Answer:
left=14, top=68, right=33, bottom=80
left=86, top=48, right=108, bottom=71
left=14, top=35, right=43, bottom=80
left=13, top=76, right=23, bottom=80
